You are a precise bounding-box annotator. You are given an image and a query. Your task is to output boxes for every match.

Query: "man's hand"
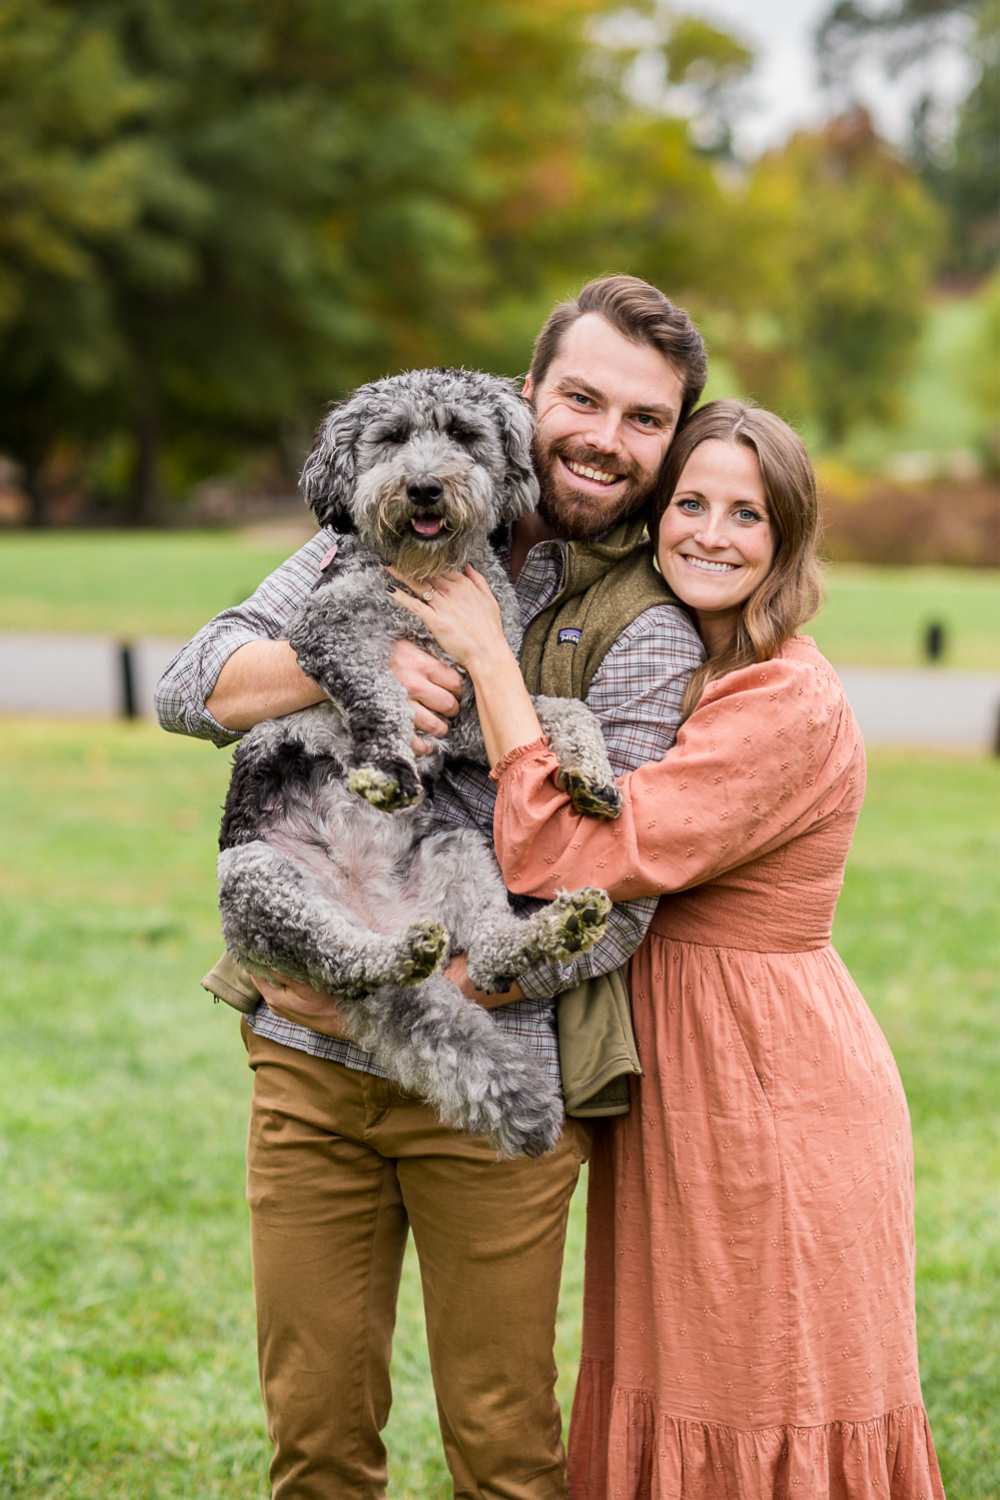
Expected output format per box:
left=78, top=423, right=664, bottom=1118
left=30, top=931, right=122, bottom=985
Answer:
left=389, top=638, right=463, bottom=755
left=444, top=954, right=526, bottom=1009
left=256, top=956, right=523, bottom=1046
left=255, top=972, right=353, bottom=1039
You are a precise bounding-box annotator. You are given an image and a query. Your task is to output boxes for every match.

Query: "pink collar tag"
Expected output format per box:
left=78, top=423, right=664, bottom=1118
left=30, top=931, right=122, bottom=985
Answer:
left=319, top=544, right=339, bottom=570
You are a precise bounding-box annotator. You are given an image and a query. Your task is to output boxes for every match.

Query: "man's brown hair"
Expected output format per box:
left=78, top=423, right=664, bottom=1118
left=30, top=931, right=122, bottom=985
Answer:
left=528, top=274, right=708, bottom=422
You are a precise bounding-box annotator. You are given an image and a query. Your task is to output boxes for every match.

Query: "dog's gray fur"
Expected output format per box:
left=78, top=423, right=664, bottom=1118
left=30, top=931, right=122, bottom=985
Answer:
left=218, top=367, right=622, bottom=1157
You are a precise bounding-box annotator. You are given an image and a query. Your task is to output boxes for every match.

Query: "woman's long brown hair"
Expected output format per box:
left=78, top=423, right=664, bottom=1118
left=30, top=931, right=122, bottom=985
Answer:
left=650, top=400, right=825, bottom=720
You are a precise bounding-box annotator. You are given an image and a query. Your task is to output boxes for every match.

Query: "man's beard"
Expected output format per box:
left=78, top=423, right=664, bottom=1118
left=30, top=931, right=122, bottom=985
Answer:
left=532, top=434, right=660, bottom=541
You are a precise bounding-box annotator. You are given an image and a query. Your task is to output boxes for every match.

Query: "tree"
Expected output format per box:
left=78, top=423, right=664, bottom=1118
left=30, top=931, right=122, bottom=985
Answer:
left=941, top=0, right=1000, bottom=269
left=1, top=0, right=625, bottom=521
left=817, top=0, right=999, bottom=272
left=0, top=0, right=152, bottom=523
left=0, top=0, right=953, bottom=510
left=728, top=111, right=943, bottom=444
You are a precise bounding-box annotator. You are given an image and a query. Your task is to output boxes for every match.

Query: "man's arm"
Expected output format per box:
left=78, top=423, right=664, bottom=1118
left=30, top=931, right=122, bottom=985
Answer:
left=155, top=529, right=461, bottom=744
left=155, top=530, right=336, bottom=744
left=206, top=640, right=328, bottom=730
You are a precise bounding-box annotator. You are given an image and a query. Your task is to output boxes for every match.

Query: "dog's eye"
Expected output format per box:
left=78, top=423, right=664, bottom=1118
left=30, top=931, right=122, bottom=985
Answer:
left=446, top=424, right=477, bottom=447
left=381, top=428, right=408, bottom=445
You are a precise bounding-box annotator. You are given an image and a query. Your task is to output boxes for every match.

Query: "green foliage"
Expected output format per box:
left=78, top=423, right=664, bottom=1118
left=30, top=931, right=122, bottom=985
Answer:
left=0, top=1, right=951, bottom=511
left=945, top=0, right=1000, bottom=269
left=591, top=2, right=755, bottom=157
left=817, top=0, right=1000, bottom=273
left=0, top=1, right=152, bottom=520
left=0, top=0, right=620, bottom=520
left=0, top=727, right=995, bottom=1494
left=0, top=2, right=148, bottom=320
left=832, top=275, right=1000, bottom=473
left=725, top=112, right=943, bottom=443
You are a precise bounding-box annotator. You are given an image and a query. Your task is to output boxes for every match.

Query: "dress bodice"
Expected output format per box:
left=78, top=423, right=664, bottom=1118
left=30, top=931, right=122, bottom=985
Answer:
left=648, top=800, right=858, bottom=951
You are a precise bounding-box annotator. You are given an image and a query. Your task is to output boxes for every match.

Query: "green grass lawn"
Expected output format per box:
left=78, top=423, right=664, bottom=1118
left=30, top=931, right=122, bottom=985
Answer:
left=0, top=531, right=316, bottom=639
left=808, top=564, right=1000, bottom=673
left=0, top=722, right=997, bottom=1497
left=1, top=529, right=998, bottom=671
left=837, top=286, right=1000, bottom=474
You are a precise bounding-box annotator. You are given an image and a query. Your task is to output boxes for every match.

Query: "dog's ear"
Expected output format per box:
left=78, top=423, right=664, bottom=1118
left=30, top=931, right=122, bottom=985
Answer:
left=299, top=397, right=364, bottom=529
left=494, top=381, right=539, bottom=521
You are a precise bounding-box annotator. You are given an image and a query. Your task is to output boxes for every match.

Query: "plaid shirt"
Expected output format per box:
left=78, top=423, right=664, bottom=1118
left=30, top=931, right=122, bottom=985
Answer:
left=155, top=528, right=704, bottom=1086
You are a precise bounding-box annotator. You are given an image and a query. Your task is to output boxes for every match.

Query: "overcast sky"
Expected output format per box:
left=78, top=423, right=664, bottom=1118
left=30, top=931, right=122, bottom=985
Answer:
left=673, top=0, right=975, bottom=156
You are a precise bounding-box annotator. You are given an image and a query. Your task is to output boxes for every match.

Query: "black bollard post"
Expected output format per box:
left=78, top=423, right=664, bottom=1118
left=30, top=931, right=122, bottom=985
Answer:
left=924, top=622, right=945, bottom=661
left=120, top=643, right=138, bottom=719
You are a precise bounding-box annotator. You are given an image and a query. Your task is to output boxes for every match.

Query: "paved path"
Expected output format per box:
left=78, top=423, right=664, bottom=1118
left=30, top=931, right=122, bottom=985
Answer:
left=835, top=667, right=1000, bottom=752
left=0, top=633, right=182, bottom=720
left=1, top=632, right=998, bottom=751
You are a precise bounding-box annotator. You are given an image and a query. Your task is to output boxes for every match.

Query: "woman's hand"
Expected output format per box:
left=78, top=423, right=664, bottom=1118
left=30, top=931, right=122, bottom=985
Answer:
left=384, top=565, right=544, bottom=766
left=255, top=972, right=352, bottom=1040
left=385, top=565, right=507, bottom=674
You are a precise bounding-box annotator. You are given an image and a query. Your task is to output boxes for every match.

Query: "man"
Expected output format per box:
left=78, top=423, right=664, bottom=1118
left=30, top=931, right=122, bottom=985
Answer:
left=156, top=275, right=707, bottom=1499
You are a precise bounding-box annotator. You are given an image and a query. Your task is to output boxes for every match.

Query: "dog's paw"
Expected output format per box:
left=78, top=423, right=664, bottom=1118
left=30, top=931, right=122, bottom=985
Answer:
left=562, top=771, right=623, bottom=820
left=389, top=921, right=448, bottom=987
left=548, top=886, right=612, bottom=959
left=348, top=765, right=422, bottom=812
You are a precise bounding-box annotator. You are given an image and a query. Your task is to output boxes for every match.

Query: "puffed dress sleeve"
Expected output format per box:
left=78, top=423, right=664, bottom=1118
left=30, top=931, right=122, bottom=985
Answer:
left=491, top=641, right=864, bottom=901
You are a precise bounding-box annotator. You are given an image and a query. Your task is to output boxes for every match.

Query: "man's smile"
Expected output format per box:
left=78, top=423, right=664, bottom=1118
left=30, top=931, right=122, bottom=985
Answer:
left=561, top=457, right=623, bottom=488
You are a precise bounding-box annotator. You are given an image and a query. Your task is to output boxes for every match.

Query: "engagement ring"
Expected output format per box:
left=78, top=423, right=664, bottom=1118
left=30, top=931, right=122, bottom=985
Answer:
left=422, top=589, right=436, bottom=602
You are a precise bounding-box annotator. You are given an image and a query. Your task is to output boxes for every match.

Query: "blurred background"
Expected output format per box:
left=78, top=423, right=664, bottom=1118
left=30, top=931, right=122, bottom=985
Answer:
left=0, top=3, right=997, bottom=1498
left=0, top=0, right=996, bottom=546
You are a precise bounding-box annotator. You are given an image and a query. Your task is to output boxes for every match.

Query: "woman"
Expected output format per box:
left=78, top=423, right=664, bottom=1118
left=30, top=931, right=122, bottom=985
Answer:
left=388, top=401, right=945, bottom=1498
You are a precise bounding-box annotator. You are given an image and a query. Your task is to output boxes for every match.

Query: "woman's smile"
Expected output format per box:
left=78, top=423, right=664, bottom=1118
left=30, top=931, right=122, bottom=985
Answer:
left=679, top=553, right=739, bottom=574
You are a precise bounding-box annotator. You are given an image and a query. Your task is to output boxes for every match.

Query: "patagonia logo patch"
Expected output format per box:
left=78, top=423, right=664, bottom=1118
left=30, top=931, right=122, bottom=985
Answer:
left=558, top=628, right=582, bottom=645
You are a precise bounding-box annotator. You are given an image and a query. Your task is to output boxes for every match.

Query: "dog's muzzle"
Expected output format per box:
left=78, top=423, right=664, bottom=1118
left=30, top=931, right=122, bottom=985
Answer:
left=405, top=476, right=449, bottom=538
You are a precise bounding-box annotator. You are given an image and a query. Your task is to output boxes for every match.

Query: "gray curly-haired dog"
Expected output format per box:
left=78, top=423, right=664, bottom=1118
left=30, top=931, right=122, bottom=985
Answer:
left=218, top=367, right=623, bottom=1157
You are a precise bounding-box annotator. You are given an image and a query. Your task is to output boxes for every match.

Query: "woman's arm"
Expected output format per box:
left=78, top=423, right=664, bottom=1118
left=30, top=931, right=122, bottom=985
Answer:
left=385, top=566, right=543, bottom=765
left=491, top=655, right=863, bottom=901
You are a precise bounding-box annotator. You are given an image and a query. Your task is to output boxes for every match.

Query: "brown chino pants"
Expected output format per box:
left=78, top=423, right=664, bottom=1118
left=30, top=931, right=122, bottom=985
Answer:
left=242, top=1022, right=591, bottom=1500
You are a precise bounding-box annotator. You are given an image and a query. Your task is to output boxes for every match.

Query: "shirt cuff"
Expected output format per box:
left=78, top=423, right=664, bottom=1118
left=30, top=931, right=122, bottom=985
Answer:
left=198, top=627, right=272, bottom=745
left=488, top=736, right=551, bottom=783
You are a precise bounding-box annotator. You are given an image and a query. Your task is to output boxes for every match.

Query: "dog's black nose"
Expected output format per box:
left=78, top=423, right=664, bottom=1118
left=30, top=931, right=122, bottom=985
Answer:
left=406, top=478, right=443, bottom=507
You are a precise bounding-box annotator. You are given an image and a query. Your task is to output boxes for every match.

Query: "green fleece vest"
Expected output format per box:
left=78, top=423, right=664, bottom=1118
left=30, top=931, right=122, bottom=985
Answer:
left=521, top=515, right=682, bottom=1117
left=520, top=514, right=681, bottom=702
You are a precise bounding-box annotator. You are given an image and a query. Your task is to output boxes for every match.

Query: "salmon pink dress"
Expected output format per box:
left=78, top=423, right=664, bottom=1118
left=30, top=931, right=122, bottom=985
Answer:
left=491, top=637, right=944, bottom=1500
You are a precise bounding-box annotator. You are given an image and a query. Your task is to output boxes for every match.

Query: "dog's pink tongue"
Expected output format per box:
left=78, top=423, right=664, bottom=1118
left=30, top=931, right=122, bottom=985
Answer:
left=412, top=516, right=443, bottom=536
